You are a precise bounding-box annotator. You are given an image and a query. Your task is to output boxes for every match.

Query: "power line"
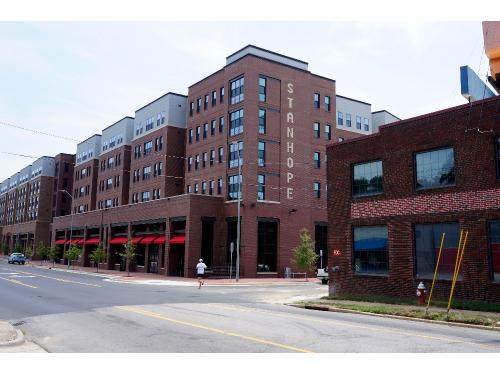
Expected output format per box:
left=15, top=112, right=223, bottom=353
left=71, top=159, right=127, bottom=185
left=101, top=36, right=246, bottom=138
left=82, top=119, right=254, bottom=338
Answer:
left=0, top=121, right=79, bottom=142
left=0, top=152, right=38, bottom=159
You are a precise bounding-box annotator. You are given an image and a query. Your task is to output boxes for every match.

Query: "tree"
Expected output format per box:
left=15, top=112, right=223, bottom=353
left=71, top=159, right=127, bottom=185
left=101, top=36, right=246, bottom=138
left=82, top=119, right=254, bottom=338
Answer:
left=291, top=228, right=319, bottom=281
left=65, top=245, right=81, bottom=269
left=1, top=243, right=10, bottom=255
left=35, top=242, right=49, bottom=265
left=24, top=246, right=34, bottom=263
left=47, top=247, right=58, bottom=268
left=13, top=243, right=23, bottom=254
left=89, top=243, right=106, bottom=273
left=119, top=238, right=136, bottom=277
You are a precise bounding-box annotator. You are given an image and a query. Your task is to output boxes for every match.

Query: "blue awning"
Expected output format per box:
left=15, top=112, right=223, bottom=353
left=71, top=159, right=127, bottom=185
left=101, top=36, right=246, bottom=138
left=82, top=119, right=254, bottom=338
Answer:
left=354, top=238, right=387, bottom=251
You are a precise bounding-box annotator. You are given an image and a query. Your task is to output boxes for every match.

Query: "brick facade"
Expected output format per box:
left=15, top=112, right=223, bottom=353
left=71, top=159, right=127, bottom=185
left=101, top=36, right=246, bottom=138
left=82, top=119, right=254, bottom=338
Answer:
left=327, top=96, right=500, bottom=302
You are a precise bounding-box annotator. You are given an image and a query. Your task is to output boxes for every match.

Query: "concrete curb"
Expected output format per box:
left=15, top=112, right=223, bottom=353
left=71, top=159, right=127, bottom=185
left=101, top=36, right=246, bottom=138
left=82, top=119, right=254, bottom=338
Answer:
left=289, top=303, right=500, bottom=333
left=0, top=324, right=26, bottom=347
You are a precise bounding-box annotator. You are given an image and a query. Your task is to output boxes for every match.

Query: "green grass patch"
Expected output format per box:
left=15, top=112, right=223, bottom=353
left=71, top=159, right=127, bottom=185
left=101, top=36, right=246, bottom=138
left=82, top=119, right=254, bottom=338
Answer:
left=321, top=293, right=500, bottom=313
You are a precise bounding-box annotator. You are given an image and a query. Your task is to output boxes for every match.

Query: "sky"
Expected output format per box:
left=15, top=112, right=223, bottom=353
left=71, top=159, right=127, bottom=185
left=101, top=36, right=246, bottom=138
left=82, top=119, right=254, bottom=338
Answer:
left=0, top=21, right=492, bottom=181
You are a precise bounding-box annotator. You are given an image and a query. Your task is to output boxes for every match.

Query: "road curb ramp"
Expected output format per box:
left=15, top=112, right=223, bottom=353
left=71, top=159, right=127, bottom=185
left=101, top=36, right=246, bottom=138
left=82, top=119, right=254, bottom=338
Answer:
left=0, top=321, right=25, bottom=347
left=291, top=304, right=500, bottom=332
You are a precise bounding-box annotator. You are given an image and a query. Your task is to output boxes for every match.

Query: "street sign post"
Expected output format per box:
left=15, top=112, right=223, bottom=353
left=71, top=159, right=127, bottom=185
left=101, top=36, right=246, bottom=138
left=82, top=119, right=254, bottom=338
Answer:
left=230, top=242, right=234, bottom=279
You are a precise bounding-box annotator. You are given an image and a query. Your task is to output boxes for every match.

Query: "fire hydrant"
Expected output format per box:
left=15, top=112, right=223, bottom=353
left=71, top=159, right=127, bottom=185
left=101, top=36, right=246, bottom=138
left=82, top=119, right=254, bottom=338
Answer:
left=416, top=281, right=426, bottom=305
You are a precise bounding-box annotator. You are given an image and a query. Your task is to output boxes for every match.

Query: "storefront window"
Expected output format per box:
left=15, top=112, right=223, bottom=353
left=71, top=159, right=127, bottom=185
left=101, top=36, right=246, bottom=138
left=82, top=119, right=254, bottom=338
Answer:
left=257, top=221, right=278, bottom=272
left=353, top=226, right=388, bottom=275
left=415, top=223, right=460, bottom=280
left=489, top=221, right=500, bottom=282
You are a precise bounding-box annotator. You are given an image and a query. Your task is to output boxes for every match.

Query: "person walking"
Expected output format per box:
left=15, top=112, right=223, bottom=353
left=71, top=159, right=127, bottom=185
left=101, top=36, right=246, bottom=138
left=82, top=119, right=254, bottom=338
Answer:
left=196, top=258, right=207, bottom=289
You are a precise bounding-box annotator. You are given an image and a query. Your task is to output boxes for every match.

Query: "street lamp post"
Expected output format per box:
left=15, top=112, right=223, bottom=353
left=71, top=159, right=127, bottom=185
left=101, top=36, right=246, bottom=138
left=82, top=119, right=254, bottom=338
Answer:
left=60, top=190, right=74, bottom=266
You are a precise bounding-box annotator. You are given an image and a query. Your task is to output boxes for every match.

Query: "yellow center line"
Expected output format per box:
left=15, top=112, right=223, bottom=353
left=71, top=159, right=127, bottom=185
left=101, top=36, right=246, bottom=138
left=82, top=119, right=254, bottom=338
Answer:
left=0, top=276, right=37, bottom=289
left=207, top=304, right=500, bottom=351
left=15, top=270, right=102, bottom=287
left=116, top=305, right=313, bottom=353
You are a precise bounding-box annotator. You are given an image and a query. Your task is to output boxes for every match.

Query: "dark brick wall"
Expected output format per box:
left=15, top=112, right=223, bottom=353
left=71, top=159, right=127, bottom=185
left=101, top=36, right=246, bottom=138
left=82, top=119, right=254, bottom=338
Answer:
left=327, top=96, right=500, bottom=302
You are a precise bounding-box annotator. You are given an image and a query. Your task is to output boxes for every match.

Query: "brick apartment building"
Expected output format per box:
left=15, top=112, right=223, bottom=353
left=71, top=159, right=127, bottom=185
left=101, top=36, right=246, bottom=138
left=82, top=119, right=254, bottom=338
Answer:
left=0, top=153, right=74, bottom=253
left=2, top=45, right=398, bottom=278
left=327, top=96, right=500, bottom=302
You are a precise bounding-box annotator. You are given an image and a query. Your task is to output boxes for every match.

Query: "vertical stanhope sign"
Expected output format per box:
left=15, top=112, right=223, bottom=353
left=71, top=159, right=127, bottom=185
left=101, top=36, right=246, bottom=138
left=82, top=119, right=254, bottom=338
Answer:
left=286, top=82, right=294, bottom=200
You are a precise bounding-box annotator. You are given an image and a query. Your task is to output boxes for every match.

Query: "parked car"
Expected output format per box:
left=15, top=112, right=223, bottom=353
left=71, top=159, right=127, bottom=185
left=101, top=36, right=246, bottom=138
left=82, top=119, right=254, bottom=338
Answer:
left=317, top=267, right=328, bottom=284
left=8, top=253, right=26, bottom=265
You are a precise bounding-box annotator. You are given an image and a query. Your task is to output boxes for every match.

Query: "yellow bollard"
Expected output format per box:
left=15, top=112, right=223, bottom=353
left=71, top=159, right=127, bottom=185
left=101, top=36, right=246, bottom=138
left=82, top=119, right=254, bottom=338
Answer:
left=447, top=231, right=468, bottom=314
left=426, top=232, right=445, bottom=314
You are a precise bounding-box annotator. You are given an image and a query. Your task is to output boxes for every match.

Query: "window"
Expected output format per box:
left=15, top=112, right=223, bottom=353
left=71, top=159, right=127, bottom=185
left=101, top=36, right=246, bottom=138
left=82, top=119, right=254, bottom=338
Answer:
left=313, top=152, right=321, bottom=168
left=230, top=77, right=244, bottom=104
left=364, top=118, right=370, bottom=132
left=211, top=120, right=216, bottom=136
left=220, top=86, right=224, bottom=103
left=218, top=147, right=224, bottom=163
left=259, top=109, right=266, bottom=134
left=229, top=141, right=243, bottom=168
left=217, top=178, right=222, bottom=195
left=157, top=113, right=161, bottom=126
left=187, top=185, right=192, bottom=194
left=313, top=122, right=320, bottom=138
left=346, top=113, right=352, bottom=127
left=415, top=223, right=460, bottom=280
left=203, top=123, right=208, bottom=139
left=196, top=126, right=200, bottom=142
left=197, top=98, right=201, bottom=113
left=143, top=166, right=151, bottom=180
left=313, top=181, right=321, bottom=198
left=106, top=178, right=113, bottom=190
left=258, top=141, right=265, bottom=167
left=105, top=199, right=113, bottom=208
left=211, top=90, right=217, bottom=106
left=325, top=95, right=331, bottom=111
left=338, top=112, right=343, bottom=126
left=415, top=148, right=455, bottom=189
left=195, top=155, right=200, bottom=170
left=229, top=109, right=244, bottom=136
left=259, top=77, right=266, bottom=102
left=188, top=156, right=192, bottom=172
left=107, top=157, right=115, bottom=169
left=155, top=136, right=163, bottom=151
left=313, top=93, right=320, bottom=109
left=144, top=141, right=153, bottom=155
left=325, top=124, right=331, bottom=140
left=228, top=174, right=242, bottom=200
left=489, top=221, right=500, bottom=282
left=190, top=101, right=194, bottom=116
left=201, top=181, right=207, bottom=194
left=146, top=117, right=154, bottom=131
left=204, top=95, right=209, bottom=110
left=141, top=191, right=150, bottom=202
left=158, top=162, right=163, bottom=176
left=356, top=115, right=362, bottom=130
left=210, top=149, right=215, bottom=166
left=194, top=183, right=199, bottom=194
left=188, top=129, right=193, bottom=144
left=219, top=117, right=224, bottom=133
left=353, top=160, right=383, bottom=197
left=202, top=152, right=207, bottom=168
left=258, top=174, right=265, bottom=200
left=209, top=180, right=214, bottom=195
left=338, top=137, right=344, bottom=142
left=353, top=226, right=388, bottom=275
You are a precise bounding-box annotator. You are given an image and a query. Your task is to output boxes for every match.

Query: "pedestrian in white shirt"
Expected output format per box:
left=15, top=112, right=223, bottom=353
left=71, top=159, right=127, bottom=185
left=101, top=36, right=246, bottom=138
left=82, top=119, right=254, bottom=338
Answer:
left=196, top=258, right=207, bottom=289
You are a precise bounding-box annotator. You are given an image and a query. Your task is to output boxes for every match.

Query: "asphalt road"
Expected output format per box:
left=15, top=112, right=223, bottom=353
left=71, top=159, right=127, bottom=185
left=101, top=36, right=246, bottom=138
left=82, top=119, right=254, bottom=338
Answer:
left=1, top=260, right=500, bottom=353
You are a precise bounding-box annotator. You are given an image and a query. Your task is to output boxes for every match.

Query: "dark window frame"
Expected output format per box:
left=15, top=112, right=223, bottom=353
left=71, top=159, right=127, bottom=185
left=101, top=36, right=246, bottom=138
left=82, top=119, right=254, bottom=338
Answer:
left=352, top=160, right=384, bottom=198
left=414, top=146, right=456, bottom=191
left=352, top=225, right=389, bottom=276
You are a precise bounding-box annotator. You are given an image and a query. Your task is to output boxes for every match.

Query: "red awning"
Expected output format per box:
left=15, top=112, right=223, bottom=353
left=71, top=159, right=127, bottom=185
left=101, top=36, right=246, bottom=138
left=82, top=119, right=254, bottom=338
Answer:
left=153, top=235, right=166, bottom=244
left=131, top=236, right=143, bottom=245
left=55, top=239, right=66, bottom=245
left=140, top=235, right=158, bottom=244
left=169, top=235, right=185, bottom=245
left=85, top=238, right=100, bottom=245
left=68, top=239, right=83, bottom=245
left=109, top=236, right=129, bottom=245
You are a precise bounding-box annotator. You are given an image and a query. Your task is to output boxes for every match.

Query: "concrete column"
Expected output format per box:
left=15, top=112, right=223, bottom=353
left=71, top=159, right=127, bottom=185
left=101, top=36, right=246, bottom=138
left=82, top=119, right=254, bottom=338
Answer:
left=82, top=226, right=88, bottom=267
left=106, top=225, right=113, bottom=270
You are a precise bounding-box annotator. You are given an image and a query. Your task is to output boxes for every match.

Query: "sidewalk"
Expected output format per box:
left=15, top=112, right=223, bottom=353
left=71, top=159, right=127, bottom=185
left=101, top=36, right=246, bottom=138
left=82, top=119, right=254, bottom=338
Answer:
left=18, top=259, right=319, bottom=286
left=0, top=321, right=46, bottom=353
